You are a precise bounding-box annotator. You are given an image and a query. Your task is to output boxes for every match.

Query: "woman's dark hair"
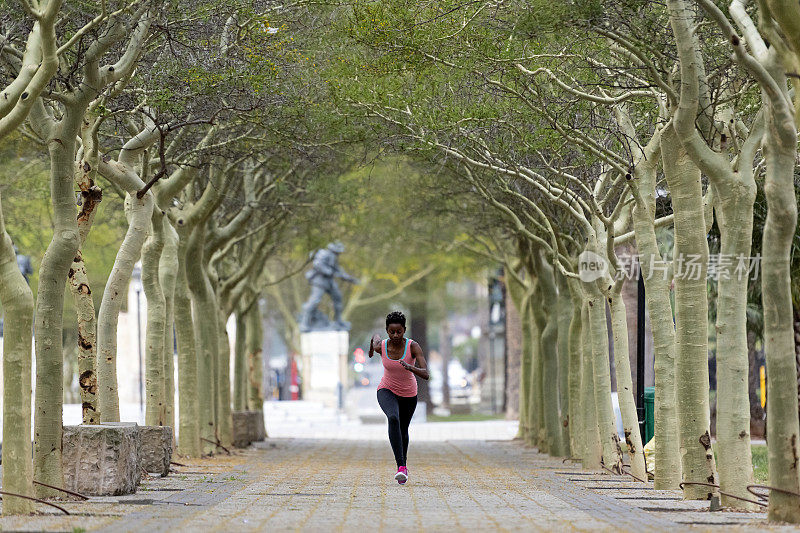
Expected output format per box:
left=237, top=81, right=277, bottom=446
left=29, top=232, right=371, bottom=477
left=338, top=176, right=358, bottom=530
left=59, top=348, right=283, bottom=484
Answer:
left=386, top=311, right=406, bottom=329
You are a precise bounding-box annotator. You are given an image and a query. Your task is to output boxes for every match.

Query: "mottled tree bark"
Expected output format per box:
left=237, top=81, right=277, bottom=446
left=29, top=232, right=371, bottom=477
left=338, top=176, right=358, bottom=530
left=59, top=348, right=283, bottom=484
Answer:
left=586, top=284, right=624, bottom=473
left=580, top=300, right=602, bottom=468
left=0, top=195, right=34, bottom=514
left=32, top=110, right=81, bottom=496
left=70, top=139, right=102, bottom=424
left=615, top=103, right=683, bottom=488
left=759, top=71, right=800, bottom=522
left=143, top=213, right=166, bottom=426
left=187, top=224, right=219, bottom=454
left=608, top=291, right=647, bottom=480
left=97, top=191, right=155, bottom=422
left=669, top=0, right=757, bottom=503
left=173, top=225, right=200, bottom=457
left=159, top=220, right=178, bottom=434
left=660, top=123, right=718, bottom=500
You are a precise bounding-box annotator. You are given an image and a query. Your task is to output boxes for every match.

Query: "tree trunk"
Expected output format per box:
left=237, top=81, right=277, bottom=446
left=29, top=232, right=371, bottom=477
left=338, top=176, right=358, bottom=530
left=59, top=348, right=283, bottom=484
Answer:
left=760, top=88, right=800, bottom=522
left=173, top=226, right=200, bottom=457
left=504, top=280, right=522, bottom=420
left=529, top=281, right=545, bottom=450
left=246, top=303, right=264, bottom=412
left=686, top=114, right=757, bottom=510
left=535, top=255, right=565, bottom=456
left=567, top=280, right=584, bottom=461
left=713, top=181, right=757, bottom=504
left=632, top=228, right=682, bottom=487
left=580, top=300, right=602, bottom=468
left=586, top=285, right=624, bottom=473
left=556, top=272, right=572, bottom=457
left=186, top=223, right=221, bottom=453
left=608, top=290, right=647, bottom=480
left=661, top=123, right=718, bottom=499
left=0, top=195, right=34, bottom=515
left=504, top=269, right=529, bottom=435
left=234, top=309, right=248, bottom=411
left=795, top=306, right=800, bottom=428
left=159, top=220, right=178, bottom=434
left=668, top=0, right=757, bottom=502
left=33, top=117, right=80, bottom=497
left=69, top=178, right=102, bottom=425
left=96, top=193, right=155, bottom=423
left=143, top=213, right=166, bottom=426
left=517, top=290, right=533, bottom=441
left=616, top=103, right=684, bottom=487
left=409, top=282, right=432, bottom=413
left=216, top=308, right=233, bottom=446
left=629, top=152, right=682, bottom=488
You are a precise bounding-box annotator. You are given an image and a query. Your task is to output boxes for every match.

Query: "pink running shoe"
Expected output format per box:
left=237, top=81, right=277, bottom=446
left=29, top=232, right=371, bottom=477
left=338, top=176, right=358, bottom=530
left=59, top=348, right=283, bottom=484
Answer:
left=395, top=466, right=408, bottom=484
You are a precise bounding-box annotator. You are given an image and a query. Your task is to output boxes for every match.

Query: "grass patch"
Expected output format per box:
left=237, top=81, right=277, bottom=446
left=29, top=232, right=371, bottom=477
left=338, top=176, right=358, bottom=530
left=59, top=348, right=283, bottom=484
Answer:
left=710, top=443, right=769, bottom=483
left=752, top=444, right=768, bottom=483
left=427, top=413, right=504, bottom=423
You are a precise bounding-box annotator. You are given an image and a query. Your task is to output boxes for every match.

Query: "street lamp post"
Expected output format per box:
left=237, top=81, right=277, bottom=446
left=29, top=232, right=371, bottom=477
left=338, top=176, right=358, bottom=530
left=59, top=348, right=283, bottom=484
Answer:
left=488, top=328, right=496, bottom=414
left=132, top=263, right=143, bottom=419
left=488, top=267, right=506, bottom=416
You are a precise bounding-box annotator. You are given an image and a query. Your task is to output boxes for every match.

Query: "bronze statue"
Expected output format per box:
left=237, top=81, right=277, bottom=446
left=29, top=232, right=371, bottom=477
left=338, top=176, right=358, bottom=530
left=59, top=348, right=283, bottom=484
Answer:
left=299, top=242, right=359, bottom=332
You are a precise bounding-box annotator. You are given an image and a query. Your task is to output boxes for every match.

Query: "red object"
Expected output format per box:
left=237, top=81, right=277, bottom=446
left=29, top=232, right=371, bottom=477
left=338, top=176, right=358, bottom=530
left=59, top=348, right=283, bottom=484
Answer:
left=354, top=347, right=365, bottom=363
left=290, top=354, right=299, bottom=401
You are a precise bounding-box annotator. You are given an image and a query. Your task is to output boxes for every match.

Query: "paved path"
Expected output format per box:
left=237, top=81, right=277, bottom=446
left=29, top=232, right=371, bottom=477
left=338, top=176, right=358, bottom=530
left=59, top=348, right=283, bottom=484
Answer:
left=0, top=431, right=793, bottom=532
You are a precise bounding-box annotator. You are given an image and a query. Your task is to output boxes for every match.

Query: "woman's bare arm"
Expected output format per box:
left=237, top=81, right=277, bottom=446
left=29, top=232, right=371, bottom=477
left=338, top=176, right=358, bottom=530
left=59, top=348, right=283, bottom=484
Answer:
left=368, top=333, right=381, bottom=358
left=400, top=341, right=429, bottom=380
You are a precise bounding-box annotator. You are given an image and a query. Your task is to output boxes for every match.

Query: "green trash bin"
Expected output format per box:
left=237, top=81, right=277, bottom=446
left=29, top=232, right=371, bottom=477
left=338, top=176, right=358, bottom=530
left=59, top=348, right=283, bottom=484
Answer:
left=644, top=386, right=655, bottom=444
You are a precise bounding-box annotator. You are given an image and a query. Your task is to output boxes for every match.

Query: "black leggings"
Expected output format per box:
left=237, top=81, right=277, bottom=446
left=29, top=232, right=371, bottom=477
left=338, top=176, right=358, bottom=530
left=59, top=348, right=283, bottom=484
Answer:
left=377, top=388, right=417, bottom=467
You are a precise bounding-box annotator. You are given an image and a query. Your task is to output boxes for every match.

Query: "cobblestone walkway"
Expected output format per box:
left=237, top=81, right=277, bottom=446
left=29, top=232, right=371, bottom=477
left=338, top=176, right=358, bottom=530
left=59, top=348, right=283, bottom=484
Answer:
left=1, top=433, right=796, bottom=532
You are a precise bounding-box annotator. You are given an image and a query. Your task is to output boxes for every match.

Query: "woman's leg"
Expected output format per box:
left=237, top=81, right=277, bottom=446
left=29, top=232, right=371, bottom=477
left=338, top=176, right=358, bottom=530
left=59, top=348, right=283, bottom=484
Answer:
left=377, top=388, right=404, bottom=467
left=398, top=395, right=418, bottom=465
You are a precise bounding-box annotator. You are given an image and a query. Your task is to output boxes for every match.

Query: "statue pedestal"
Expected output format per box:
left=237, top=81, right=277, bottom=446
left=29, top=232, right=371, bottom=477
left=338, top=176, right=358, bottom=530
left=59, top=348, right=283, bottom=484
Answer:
left=299, top=330, right=349, bottom=409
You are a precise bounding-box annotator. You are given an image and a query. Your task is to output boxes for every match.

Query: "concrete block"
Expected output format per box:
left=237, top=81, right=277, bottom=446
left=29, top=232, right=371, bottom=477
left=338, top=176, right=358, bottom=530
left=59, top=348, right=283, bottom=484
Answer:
left=140, top=426, right=172, bottom=477
left=62, top=423, right=140, bottom=496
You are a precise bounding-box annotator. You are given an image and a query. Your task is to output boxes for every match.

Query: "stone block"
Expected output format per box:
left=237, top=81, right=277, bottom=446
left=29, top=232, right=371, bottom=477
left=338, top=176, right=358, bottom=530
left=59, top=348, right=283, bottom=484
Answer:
left=232, top=411, right=252, bottom=448
left=449, top=403, right=472, bottom=415
left=232, top=411, right=267, bottom=447
left=62, top=423, right=141, bottom=496
left=140, top=426, right=172, bottom=477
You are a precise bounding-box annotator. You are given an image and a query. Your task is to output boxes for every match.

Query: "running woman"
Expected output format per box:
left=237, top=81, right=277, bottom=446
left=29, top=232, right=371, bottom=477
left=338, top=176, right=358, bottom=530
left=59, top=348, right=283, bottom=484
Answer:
left=368, top=311, right=429, bottom=485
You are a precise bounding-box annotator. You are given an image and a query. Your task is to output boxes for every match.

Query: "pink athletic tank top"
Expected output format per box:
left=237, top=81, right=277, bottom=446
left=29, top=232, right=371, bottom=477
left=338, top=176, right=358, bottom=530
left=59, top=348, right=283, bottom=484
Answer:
left=377, top=338, right=418, bottom=397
